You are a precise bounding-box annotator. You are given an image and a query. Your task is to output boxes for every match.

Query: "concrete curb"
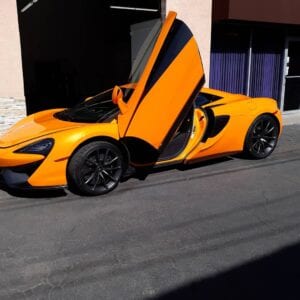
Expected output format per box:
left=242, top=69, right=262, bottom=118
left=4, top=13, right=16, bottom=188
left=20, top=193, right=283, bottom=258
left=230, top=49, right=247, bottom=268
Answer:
left=282, top=111, right=300, bottom=126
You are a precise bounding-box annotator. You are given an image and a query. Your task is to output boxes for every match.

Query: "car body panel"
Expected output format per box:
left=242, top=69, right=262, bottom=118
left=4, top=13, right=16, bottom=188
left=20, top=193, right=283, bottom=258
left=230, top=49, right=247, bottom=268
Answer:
left=26, top=122, right=120, bottom=187
left=0, top=109, right=82, bottom=148
left=0, top=87, right=282, bottom=189
left=185, top=94, right=282, bottom=163
left=117, top=11, right=204, bottom=150
left=0, top=148, right=44, bottom=167
left=0, top=110, right=120, bottom=187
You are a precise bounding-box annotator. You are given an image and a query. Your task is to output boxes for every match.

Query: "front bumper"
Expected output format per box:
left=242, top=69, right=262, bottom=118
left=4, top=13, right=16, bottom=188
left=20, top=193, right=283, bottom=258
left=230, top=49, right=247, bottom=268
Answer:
left=0, top=161, right=42, bottom=189
left=0, top=142, right=69, bottom=188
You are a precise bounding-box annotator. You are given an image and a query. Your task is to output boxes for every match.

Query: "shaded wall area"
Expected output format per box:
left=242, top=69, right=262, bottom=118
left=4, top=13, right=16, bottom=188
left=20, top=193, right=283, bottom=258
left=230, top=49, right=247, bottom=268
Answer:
left=17, top=0, right=161, bottom=114
left=213, top=0, right=300, bottom=25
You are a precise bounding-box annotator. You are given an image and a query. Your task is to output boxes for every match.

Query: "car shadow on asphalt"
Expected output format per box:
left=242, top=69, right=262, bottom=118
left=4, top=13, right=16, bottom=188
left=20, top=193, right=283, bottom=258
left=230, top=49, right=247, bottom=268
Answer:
left=0, top=184, right=67, bottom=198
left=121, top=157, right=233, bottom=182
left=152, top=241, right=300, bottom=300
left=0, top=157, right=233, bottom=198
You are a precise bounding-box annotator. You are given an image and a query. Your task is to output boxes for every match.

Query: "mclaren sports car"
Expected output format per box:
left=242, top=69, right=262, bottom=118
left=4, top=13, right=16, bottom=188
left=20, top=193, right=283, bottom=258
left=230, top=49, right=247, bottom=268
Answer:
left=0, top=12, right=282, bottom=196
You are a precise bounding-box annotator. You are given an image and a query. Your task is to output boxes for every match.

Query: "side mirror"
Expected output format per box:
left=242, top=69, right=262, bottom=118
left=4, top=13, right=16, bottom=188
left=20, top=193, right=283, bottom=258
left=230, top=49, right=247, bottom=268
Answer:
left=112, top=85, right=128, bottom=114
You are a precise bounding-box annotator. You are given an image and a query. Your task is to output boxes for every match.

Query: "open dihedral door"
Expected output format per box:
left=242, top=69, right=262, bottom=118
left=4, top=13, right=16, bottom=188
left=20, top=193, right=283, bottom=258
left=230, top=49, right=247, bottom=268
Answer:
left=117, top=11, right=205, bottom=152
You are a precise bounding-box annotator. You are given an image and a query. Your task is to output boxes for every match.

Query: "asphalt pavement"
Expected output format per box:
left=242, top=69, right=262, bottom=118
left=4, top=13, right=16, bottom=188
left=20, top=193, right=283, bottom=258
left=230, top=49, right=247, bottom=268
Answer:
left=0, top=125, right=300, bottom=299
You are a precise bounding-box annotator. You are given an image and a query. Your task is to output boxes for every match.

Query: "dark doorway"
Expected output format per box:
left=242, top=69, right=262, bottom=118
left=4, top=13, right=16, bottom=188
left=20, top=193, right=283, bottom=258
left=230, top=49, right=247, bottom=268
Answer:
left=17, top=0, right=161, bottom=114
left=283, top=40, right=300, bottom=111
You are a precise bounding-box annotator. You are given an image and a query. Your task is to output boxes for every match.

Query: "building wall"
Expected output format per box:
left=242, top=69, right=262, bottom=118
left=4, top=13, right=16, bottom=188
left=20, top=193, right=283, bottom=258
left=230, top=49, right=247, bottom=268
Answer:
left=167, top=0, right=212, bottom=84
left=213, top=0, right=300, bottom=25
left=0, top=1, right=24, bottom=99
left=0, top=1, right=26, bottom=135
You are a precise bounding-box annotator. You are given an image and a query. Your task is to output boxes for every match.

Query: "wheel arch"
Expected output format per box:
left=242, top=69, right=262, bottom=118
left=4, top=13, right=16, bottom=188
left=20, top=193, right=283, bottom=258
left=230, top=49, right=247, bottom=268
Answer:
left=244, top=112, right=281, bottom=145
left=264, top=112, right=281, bottom=133
left=243, top=112, right=280, bottom=158
left=67, top=136, right=130, bottom=172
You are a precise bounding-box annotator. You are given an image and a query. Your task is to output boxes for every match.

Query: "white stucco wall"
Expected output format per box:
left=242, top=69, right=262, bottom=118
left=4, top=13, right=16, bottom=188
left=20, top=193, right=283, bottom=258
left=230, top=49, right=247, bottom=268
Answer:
left=0, top=1, right=24, bottom=100
left=166, top=0, right=212, bottom=86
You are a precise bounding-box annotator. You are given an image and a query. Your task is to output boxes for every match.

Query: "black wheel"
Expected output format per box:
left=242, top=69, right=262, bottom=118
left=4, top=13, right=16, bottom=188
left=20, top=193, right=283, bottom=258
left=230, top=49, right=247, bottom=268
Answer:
left=243, top=114, right=279, bottom=159
left=67, top=141, right=124, bottom=196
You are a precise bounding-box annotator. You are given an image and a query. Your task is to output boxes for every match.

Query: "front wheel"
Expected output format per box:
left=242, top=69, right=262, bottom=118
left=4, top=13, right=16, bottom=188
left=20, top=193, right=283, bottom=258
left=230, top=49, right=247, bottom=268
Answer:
left=67, top=141, right=124, bottom=196
left=243, top=114, right=279, bottom=159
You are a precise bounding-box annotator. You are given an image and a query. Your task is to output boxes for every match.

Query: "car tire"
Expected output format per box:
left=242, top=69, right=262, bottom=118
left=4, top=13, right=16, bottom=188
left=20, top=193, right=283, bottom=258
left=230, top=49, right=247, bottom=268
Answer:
left=67, top=141, right=124, bottom=196
left=243, top=114, right=279, bottom=159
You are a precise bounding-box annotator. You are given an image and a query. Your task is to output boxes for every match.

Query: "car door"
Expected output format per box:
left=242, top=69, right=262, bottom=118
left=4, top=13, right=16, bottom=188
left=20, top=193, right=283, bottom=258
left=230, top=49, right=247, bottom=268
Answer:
left=117, top=11, right=205, bottom=151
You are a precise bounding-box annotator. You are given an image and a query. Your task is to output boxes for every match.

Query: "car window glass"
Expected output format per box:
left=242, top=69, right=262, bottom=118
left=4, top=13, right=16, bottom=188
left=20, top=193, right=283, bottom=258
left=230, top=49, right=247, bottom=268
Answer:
left=195, top=92, right=222, bottom=107
left=128, top=19, right=162, bottom=85
left=144, top=19, right=193, bottom=95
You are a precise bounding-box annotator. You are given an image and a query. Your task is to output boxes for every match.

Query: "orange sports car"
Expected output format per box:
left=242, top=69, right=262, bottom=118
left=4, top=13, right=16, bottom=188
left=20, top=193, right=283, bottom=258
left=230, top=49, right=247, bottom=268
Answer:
left=0, top=12, right=282, bottom=196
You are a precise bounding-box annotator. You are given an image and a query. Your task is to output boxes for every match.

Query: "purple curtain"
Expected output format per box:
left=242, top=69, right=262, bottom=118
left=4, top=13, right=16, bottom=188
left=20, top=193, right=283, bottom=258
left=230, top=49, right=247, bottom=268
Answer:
left=209, top=26, right=249, bottom=94
left=249, top=35, right=283, bottom=101
left=210, top=50, right=248, bottom=94
left=209, top=26, right=283, bottom=101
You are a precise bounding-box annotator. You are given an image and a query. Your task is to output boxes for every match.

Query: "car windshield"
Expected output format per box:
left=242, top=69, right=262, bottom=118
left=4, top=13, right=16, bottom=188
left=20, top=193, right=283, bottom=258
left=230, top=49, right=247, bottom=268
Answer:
left=55, top=88, right=134, bottom=123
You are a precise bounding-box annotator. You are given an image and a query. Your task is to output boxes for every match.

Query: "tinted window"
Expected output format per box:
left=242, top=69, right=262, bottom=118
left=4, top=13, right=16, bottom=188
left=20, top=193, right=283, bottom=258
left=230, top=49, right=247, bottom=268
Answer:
left=144, top=19, right=193, bottom=94
left=129, top=19, right=162, bottom=84
left=195, top=92, right=222, bottom=107
left=55, top=87, right=134, bottom=123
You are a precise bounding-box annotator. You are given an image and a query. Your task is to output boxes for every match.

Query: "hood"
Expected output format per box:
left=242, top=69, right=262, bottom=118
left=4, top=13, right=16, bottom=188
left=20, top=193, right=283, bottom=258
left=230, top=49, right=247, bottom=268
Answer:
left=0, top=109, right=82, bottom=148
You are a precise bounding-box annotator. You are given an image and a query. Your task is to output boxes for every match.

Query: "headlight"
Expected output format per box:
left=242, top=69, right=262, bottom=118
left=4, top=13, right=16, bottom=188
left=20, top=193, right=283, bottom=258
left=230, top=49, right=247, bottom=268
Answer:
left=15, top=138, right=54, bottom=156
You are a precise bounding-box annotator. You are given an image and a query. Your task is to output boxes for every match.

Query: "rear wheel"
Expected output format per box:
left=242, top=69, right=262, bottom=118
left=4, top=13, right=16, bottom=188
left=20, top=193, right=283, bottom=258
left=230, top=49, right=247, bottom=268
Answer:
left=243, top=114, right=279, bottom=159
left=67, top=141, right=124, bottom=196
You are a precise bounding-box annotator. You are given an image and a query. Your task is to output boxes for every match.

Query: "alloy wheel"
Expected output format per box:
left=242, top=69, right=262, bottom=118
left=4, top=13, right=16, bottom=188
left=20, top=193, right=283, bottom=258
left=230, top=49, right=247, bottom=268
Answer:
left=68, top=141, right=124, bottom=195
left=245, top=115, right=279, bottom=159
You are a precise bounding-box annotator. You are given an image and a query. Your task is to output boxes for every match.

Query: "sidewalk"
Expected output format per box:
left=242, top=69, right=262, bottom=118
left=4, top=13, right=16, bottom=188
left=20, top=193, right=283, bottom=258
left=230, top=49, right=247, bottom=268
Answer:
left=282, top=111, right=300, bottom=126
left=0, top=98, right=26, bottom=135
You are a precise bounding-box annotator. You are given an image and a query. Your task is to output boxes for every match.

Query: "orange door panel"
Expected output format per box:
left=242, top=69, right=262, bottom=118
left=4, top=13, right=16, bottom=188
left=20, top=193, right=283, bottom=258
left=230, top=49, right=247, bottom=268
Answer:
left=117, top=12, right=205, bottom=150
